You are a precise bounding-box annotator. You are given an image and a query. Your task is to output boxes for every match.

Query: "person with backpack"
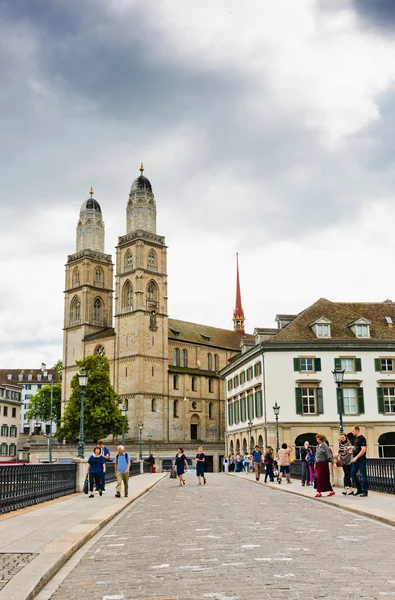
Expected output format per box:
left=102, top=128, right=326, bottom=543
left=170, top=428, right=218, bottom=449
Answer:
left=87, top=446, right=106, bottom=498
left=114, top=445, right=130, bottom=498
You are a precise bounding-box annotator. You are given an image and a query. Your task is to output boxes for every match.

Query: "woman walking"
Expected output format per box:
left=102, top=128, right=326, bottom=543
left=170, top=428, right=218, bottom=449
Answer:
left=306, top=445, right=316, bottom=486
left=223, top=455, right=229, bottom=473
left=277, top=443, right=293, bottom=484
left=264, top=446, right=275, bottom=483
left=314, top=434, right=336, bottom=498
left=175, top=447, right=188, bottom=487
left=87, top=446, right=106, bottom=498
left=196, top=446, right=206, bottom=485
left=338, top=433, right=354, bottom=495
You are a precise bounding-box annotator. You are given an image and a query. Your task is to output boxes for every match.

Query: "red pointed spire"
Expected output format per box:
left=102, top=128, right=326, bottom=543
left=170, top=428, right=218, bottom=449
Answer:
left=233, top=252, right=245, bottom=335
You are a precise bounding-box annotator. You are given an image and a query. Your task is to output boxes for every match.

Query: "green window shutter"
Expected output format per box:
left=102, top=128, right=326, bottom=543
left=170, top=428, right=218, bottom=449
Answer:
left=355, top=358, right=362, bottom=372
left=314, top=358, right=322, bottom=372
left=357, top=388, right=365, bottom=414
left=250, top=395, right=255, bottom=419
left=259, top=390, right=263, bottom=417
left=334, top=358, right=341, bottom=370
left=228, top=404, right=233, bottom=426
left=295, top=388, right=303, bottom=414
left=293, top=358, right=301, bottom=371
left=374, top=358, right=381, bottom=372
left=316, top=387, right=324, bottom=414
left=377, top=388, right=385, bottom=414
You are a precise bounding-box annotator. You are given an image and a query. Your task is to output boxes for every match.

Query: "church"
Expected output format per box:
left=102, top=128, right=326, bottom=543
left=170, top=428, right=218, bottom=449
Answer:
left=62, top=165, right=249, bottom=471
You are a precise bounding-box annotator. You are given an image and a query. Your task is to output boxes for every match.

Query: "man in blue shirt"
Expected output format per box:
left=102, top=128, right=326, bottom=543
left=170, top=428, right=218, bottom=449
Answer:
left=252, top=445, right=263, bottom=481
left=96, top=440, right=110, bottom=493
left=115, top=445, right=130, bottom=498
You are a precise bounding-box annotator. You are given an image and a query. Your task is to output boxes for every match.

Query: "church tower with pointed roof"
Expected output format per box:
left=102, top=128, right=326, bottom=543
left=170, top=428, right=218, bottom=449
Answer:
left=233, top=252, right=246, bottom=336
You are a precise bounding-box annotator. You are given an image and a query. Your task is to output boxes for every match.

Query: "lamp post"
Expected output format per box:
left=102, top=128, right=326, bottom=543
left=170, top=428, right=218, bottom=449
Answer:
left=247, top=419, right=253, bottom=454
left=138, top=421, right=143, bottom=473
left=77, top=372, right=88, bottom=459
left=332, top=365, right=345, bottom=433
left=273, top=402, right=280, bottom=455
left=48, top=381, right=54, bottom=464
left=148, top=432, right=152, bottom=456
left=121, top=405, right=127, bottom=446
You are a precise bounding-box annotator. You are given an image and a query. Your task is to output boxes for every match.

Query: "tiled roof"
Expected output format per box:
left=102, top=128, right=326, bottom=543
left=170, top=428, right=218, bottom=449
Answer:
left=275, top=314, right=298, bottom=320
left=168, top=318, right=253, bottom=350
left=0, top=369, right=60, bottom=383
left=266, top=298, right=395, bottom=343
left=0, top=376, right=24, bottom=388
left=83, top=327, right=115, bottom=342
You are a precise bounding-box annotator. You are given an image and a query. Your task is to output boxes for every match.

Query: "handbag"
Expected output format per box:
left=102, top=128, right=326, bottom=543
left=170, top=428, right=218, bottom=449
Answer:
left=83, top=475, right=89, bottom=495
left=289, top=455, right=294, bottom=464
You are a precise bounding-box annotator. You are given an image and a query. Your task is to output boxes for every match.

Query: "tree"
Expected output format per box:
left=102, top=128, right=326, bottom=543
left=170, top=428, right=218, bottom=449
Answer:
left=26, top=383, right=62, bottom=425
left=56, top=354, right=128, bottom=442
left=53, top=359, right=63, bottom=380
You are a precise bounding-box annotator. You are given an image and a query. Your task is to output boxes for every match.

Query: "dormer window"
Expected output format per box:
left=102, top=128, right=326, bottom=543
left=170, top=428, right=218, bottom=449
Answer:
left=28, top=374, right=32, bottom=381
left=7, top=374, right=12, bottom=380
left=37, top=374, right=42, bottom=381
left=349, top=318, right=371, bottom=339
left=310, top=317, right=331, bottom=339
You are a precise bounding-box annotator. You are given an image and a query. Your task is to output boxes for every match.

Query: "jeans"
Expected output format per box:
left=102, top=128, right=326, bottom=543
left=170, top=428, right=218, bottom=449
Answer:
left=351, top=457, right=368, bottom=494
left=301, top=461, right=309, bottom=483
left=264, top=464, right=274, bottom=482
left=342, top=463, right=352, bottom=488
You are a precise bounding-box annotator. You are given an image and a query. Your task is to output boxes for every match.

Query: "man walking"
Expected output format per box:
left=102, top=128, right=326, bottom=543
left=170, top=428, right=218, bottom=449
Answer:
left=251, top=445, right=263, bottom=481
left=115, top=445, right=130, bottom=498
left=350, top=426, right=368, bottom=497
left=300, top=441, right=310, bottom=486
left=97, top=440, right=110, bottom=493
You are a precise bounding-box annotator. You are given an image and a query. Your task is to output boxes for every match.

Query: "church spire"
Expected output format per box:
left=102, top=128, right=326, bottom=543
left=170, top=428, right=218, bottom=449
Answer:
left=233, top=252, right=245, bottom=335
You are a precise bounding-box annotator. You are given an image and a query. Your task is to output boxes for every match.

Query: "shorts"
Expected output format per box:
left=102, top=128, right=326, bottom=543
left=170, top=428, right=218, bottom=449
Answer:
left=196, top=465, right=205, bottom=477
left=280, top=465, right=290, bottom=475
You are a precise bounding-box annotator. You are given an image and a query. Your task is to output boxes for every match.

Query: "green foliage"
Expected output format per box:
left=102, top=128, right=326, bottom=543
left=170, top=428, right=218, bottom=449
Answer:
left=53, top=359, right=63, bottom=380
left=56, top=355, right=129, bottom=442
left=26, top=383, right=62, bottom=424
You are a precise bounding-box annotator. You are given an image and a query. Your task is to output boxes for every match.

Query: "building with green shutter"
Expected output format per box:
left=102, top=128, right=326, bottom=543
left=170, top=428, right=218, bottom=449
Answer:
left=221, top=297, right=395, bottom=458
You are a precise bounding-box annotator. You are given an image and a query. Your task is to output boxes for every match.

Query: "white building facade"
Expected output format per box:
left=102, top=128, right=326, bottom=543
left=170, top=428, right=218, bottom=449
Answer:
left=0, top=376, right=22, bottom=460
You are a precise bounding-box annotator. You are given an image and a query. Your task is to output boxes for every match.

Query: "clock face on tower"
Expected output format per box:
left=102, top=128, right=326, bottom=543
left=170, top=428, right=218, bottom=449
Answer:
left=95, top=345, right=105, bottom=356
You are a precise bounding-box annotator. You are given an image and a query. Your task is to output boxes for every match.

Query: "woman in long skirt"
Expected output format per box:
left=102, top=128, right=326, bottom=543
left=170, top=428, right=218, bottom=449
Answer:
left=314, top=434, right=336, bottom=498
left=174, top=447, right=188, bottom=487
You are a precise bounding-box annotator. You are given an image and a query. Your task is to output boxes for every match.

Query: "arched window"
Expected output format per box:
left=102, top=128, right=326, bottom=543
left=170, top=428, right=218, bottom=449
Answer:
left=173, top=375, right=179, bottom=390
left=124, top=399, right=129, bottom=410
left=70, top=296, right=81, bottom=323
left=124, top=250, right=133, bottom=271
left=173, top=399, right=179, bottom=418
left=73, top=268, right=80, bottom=286
left=173, top=348, right=180, bottom=366
left=148, top=249, right=156, bottom=269
left=191, top=376, right=197, bottom=392
left=95, top=267, right=102, bottom=283
left=181, top=349, right=188, bottom=367
left=209, top=402, right=213, bottom=419
left=207, top=353, right=212, bottom=370
left=242, top=437, right=247, bottom=453
left=93, top=298, right=102, bottom=322
left=230, top=440, right=234, bottom=454
left=122, top=281, right=133, bottom=310
left=151, top=398, right=157, bottom=412
left=147, top=281, right=158, bottom=307
left=258, top=435, right=263, bottom=449
left=214, top=354, right=219, bottom=371
left=208, top=378, right=214, bottom=393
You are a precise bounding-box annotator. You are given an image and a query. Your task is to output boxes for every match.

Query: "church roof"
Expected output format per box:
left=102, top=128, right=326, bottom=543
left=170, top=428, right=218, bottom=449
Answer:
left=131, top=174, right=152, bottom=193
left=168, top=318, right=253, bottom=350
left=83, top=328, right=115, bottom=342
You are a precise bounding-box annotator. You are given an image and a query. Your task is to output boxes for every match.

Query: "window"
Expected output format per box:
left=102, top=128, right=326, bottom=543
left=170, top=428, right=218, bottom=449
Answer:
left=173, top=399, right=179, bottom=418
left=214, top=354, right=219, bottom=371
left=228, top=402, right=234, bottom=426
left=247, top=367, right=253, bottom=381
left=125, top=250, right=133, bottom=270
left=233, top=400, right=240, bottom=424
left=3, top=407, right=8, bottom=417
left=151, top=398, right=157, bottom=412
left=9, top=443, right=16, bottom=456
left=37, top=374, right=41, bottom=381
left=147, top=281, right=158, bottom=306
left=192, top=401, right=197, bottom=410
left=247, top=393, right=254, bottom=419
left=173, top=375, right=179, bottom=390
left=341, top=358, right=354, bottom=371
left=302, top=388, right=316, bottom=414
left=255, top=390, right=263, bottom=417
left=207, top=353, right=212, bottom=370
left=300, top=358, right=314, bottom=372
left=209, top=402, right=213, bottom=419
left=233, top=374, right=239, bottom=388
left=28, top=374, right=32, bottom=381
left=0, top=443, right=8, bottom=456
left=70, top=296, right=81, bottom=323
left=10, top=425, right=17, bottom=437
left=254, top=362, right=262, bottom=377
left=148, top=250, right=156, bottom=269
left=316, top=324, right=330, bottom=338
left=240, top=396, right=247, bottom=421
left=93, top=298, right=102, bottom=321
left=1, top=424, right=9, bottom=436
left=122, top=281, right=133, bottom=309
left=356, top=324, right=369, bottom=338
left=240, top=371, right=245, bottom=385
left=73, top=267, right=80, bottom=285
left=95, top=345, right=105, bottom=356
left=384, top=388, right=395, bottom=414
left=37, top=384, right=42, bottom=389
left=208, top=379, right=214, bottom=393
left=295, top=387, right=323, bottom=415
left=227, top=379, right=233, bottom=392
left=294, top=357, right=321, bottom=372
left=152, top=366, right=154, bottom=377
left=18, top=374, right=23, bottom=381
left=191, top=376, right=197, bottom=392
left=181, top=349, right=188, bottom=367
left=381, top=358, right=394, bottom=372
left=343, top=388, right=357, bottom=414
left=12, top=408, right=16, bottom=418
left=173, top=348, right=180, bottom=366
left=95, top=268, right=102, bottom=283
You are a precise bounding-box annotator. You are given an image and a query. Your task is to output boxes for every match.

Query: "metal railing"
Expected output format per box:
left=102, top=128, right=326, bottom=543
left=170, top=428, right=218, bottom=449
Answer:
left=105, top=460, right=150, bottom=483
left=0, top=463, right=77, bottom=514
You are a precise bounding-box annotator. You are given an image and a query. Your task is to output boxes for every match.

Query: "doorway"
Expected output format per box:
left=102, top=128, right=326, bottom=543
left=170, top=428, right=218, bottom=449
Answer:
left=205, top=455, right=213, bottom=472
left=191, top=424, right=198, bottom=440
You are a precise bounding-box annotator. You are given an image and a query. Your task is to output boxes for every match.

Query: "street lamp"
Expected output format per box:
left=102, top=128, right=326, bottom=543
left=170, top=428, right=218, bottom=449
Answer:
left=77, top=372, right=88, bottom=459
left=148, top=432, right=152, bottom=456
left=138, top=421, right=143, bottom=472
left=248, top=420, right=253, bottom=454
left=48, top=381, right=54, bottom=464
left=332, top=365, right=345, bottom=433
left=121, top=405, right=127, bottom=446
left=273, top=402, right=280, bottom=454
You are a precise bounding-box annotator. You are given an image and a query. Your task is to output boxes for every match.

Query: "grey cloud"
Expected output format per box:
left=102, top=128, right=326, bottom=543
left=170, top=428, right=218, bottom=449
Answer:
left=353, top=0, right=395, bottom=29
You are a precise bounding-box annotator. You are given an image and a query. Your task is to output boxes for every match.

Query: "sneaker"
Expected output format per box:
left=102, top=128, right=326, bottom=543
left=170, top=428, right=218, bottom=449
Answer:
left=277, top=478, right=281, bottom=484
left=301, top=481, right=305, bottom=486
left=94, top=490, right=99, bottom=494
left=352, top=491, right=361, bottom=496
left=115, top=492, right=121, bottom=498
left=358, top=492, right=368, bottom=497
left=342, top=491, right=347, bottom=495
left=89, top=494, right=94, bottom=498
left=102, top=490, right=106, bottom=494
left=327, top=491, right=335, bottom=497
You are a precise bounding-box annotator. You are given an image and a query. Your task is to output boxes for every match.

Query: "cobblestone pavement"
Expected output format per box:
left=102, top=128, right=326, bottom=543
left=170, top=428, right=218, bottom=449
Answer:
left=49, top=474, right=395, bottom=600
left=0, top=553, right=37, bottom=590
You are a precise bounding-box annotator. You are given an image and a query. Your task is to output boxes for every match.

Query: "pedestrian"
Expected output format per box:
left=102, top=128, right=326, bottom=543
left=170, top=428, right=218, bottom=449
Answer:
left=148, top=453, right=156, bottom=473
left=306, top=445, right=316, bottom=485
left=96, top=439, right=110, bottom=493
left=235, top=452, right=243, bottom=473
left=314, top=434, right=336, bottom=498
left=87, top=446, right=106, bottom=498
left=114, top=445, right=130, bottom=498
left=175, top=447, right=188, bottom=486
left=263, top=446, right=275, bottom=483
left=251, top=445, right=263, bottom=481
left=223, top=455, right=229, bottom=473
left=244, top=453, right=251, bottom=473
left=196, top=446, right=206, bottom=485
left=338, top=433, right=354, bottom=495
left=350, top=426, right=368, bottom=497
left=229, top=453, right=235, bottom=472
left=300, top=441, right=310, bottom=486
left=277, top=443, right=293, bottom=484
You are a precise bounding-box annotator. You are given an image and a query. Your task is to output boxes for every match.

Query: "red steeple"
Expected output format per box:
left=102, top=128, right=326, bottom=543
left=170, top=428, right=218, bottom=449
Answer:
left=233, top=252, right=245, bottom=335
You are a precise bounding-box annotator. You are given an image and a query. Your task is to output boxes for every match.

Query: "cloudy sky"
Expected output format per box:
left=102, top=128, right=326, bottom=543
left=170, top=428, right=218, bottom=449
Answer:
left=1, top=0, right=395, bottom=369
